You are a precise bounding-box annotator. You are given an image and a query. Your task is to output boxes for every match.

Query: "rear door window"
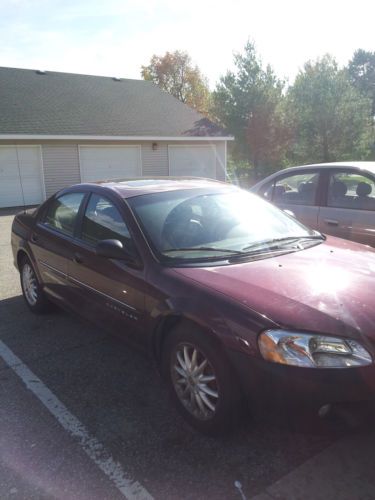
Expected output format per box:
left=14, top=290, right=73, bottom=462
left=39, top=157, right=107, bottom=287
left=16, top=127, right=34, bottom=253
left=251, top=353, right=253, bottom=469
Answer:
left=44, top=192, right=85, bottom=236
left=327, top=172, right=375, bottom=211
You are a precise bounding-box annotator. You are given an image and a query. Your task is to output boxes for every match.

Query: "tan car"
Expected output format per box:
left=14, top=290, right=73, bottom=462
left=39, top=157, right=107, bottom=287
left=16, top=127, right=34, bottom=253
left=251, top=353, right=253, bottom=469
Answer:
left=251, top=162, right=375, bottom=247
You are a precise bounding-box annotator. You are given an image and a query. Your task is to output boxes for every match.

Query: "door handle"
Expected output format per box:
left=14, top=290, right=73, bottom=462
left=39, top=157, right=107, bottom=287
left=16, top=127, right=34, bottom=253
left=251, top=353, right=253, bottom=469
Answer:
left=73, top=252, right=84, bottom=264
left=324, top=219, right=339, bottom=226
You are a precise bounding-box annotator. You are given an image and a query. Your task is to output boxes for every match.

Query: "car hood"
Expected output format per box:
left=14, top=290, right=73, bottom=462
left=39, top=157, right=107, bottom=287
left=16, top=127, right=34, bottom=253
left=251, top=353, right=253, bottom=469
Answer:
left=173, top=237, right=375, bottom=342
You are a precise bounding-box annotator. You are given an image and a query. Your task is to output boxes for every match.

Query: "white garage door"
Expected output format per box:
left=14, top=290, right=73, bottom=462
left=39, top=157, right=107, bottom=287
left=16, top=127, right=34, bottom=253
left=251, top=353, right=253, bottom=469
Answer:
left=79, top=146, right=141, bottom=182
left=0, top=146, right=44, bottom=208
left=169, top=146, right=217, bottom=179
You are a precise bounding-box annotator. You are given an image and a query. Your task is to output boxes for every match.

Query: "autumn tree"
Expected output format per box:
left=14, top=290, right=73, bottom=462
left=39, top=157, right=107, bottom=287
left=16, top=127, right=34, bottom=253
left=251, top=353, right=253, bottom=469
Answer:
left=286, top=55, right=373, bottom=163
left=212, top=42, right=290, bottom=179
left=141, top=51, right=211, bottom=115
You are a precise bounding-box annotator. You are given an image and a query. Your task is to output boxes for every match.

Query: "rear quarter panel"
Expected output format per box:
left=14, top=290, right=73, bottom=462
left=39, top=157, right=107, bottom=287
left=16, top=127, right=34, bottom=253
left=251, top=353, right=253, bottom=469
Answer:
left=11, top=211, right=36, bottom=269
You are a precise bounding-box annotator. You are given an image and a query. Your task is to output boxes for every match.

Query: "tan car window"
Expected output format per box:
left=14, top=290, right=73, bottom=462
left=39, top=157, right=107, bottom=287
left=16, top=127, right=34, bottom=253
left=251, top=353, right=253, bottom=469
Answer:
left=328, top=172, right=375, bottom=211
left=273, top=173, right=319, bottom=206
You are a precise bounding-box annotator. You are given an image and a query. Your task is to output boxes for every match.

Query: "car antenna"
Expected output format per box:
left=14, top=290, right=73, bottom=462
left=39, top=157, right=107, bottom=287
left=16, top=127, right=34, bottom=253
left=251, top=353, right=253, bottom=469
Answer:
left=15, top=147, right=27, bottom=213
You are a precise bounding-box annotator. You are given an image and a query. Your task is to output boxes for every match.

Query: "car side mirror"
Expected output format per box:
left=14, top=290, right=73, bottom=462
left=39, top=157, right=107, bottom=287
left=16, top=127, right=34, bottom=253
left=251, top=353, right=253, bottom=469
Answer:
left=283, top=209, right=296, bottom=218
left=96, top=239, right=137, bottom=263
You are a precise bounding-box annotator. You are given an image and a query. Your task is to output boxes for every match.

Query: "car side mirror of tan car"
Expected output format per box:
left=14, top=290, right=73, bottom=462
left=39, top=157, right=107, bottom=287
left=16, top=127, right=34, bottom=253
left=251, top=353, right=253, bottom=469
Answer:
left=283, top=209, right=296, bottom=218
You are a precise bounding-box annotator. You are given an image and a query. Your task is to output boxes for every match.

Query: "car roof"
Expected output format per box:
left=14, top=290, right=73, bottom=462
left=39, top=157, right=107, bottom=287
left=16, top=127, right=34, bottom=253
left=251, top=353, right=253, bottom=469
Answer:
left=274, top=161, right=375, bottom=176
left=251, top=162, right=375, bottom=188
left=76, top=177, right=233, bottom=199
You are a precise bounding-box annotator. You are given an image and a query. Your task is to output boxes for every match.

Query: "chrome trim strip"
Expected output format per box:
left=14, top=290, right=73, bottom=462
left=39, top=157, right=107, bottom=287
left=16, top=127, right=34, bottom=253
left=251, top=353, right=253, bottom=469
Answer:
left=68, top=276, right=137, bottom=312
left=39, top=260, right=67, bottom=278
left=39, top=260, right=138, bottom=312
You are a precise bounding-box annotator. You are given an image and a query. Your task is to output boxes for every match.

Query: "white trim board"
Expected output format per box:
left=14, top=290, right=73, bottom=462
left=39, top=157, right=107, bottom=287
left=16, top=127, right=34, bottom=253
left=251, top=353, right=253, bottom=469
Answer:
left=0, top=134, right=233, bottom=142
left=38, top=144, right=47, bottom=201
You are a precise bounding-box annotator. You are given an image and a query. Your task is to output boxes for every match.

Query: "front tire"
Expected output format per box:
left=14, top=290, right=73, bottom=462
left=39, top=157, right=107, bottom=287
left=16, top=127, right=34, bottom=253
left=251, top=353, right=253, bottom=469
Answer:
left=20, top=257, right=50, bottom=313
left=162, top=322, right=242, bottom=435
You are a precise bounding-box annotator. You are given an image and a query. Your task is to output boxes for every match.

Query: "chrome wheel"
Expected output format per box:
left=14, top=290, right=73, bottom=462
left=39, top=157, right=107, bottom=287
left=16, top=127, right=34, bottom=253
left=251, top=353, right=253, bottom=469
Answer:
left=171, top=343, right=219, bottom=421
left=22, top=263, right=38, bottom=306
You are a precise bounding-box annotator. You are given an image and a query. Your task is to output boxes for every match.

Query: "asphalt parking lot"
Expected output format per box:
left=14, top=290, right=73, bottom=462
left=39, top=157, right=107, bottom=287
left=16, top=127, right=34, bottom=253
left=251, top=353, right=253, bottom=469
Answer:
left=1, top=209, right=374, bottom=500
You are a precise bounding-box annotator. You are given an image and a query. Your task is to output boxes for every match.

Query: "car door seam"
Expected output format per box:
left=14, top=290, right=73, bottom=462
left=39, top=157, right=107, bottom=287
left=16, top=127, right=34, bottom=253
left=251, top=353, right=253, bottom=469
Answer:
left=39, top=259, right=67, bottom=278
left=67, top=275, right=138, bottom=312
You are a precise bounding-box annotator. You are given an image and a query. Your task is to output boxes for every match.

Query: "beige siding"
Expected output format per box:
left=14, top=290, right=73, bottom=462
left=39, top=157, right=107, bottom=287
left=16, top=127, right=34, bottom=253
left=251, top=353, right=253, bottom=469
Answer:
left=41, top=144, right=80, bottom=196
left=0, top=140, right=228, bottom=200
left=141, top=142, right=168, bottom=176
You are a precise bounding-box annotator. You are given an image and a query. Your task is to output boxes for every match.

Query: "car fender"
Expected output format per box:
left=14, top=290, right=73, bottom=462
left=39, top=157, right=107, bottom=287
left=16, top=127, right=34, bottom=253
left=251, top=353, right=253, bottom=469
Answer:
left=148, top=292, right=278, bottom=369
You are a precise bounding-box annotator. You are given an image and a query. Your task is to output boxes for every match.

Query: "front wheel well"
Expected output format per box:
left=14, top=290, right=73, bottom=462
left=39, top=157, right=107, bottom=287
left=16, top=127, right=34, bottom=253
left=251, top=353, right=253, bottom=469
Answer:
left=154, top=316, right=230, bottom=375
left=160, top=318, right=244, bottom=434
left=152, top=314, right=181, bottom=368
left=17, top=249, right=28, bottom=269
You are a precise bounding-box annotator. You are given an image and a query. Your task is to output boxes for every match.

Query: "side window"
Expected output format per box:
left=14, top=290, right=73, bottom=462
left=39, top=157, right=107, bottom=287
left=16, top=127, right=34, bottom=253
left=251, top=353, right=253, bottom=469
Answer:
left=81, top=194, right=135, bottom=253
left=273, top=172, right=319, bottom=206
left=44, top=192, right=85, bottom=236
left=327, top=172, right=375, bottom=211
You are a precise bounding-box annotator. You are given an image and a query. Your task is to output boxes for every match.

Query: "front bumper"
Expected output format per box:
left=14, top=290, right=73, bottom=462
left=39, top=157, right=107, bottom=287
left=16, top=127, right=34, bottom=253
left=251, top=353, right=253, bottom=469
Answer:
left=228, top=349, right=375, bottom=411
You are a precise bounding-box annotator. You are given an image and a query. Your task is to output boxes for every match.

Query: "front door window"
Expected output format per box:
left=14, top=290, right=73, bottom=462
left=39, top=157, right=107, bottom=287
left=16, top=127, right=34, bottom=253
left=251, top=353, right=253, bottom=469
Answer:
left=81, top=194, right=136, bottom=255
left=263, top=171, right=321, bottom=231
left=273, top=172, right=319, bottom=206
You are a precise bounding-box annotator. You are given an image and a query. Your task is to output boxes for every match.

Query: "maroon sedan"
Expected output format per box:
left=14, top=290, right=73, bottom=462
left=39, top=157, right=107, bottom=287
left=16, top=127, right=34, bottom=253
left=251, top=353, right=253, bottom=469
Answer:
left=11, top=178, right=375, bottom=435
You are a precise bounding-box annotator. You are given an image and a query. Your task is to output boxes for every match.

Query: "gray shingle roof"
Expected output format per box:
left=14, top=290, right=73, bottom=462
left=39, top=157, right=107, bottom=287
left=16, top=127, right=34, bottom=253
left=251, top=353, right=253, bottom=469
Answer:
left=0, top=67, right=227, bottom=137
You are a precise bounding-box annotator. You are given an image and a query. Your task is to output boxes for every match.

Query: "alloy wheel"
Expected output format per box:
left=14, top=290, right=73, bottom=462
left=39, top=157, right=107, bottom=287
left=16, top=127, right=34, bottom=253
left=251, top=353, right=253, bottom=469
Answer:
left=22, top=263, right=38, bottom=306
left=171, top=342, right=220, bottom=420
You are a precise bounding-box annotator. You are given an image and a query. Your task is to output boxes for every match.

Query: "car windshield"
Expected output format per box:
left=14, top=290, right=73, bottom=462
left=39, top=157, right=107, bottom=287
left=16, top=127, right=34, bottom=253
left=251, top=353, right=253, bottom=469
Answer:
left=127, top=187, right=320, bottom=262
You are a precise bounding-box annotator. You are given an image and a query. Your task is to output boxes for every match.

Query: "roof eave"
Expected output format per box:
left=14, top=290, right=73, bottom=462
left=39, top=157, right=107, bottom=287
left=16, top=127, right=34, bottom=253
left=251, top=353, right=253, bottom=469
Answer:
left=0, top=134, right=234, bottom=141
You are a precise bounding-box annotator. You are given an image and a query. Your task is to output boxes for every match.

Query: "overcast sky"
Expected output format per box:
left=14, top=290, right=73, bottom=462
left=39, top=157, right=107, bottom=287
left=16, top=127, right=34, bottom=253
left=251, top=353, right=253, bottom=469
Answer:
left=1, top=0, right=374, bottom=87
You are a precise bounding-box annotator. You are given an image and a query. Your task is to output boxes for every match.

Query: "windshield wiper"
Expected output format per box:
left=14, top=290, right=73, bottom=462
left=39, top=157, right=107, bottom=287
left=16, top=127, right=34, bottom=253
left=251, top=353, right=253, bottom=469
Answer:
left=163, top=246, right=244, bottom=255
left=242, top=235, right=324, bottom=252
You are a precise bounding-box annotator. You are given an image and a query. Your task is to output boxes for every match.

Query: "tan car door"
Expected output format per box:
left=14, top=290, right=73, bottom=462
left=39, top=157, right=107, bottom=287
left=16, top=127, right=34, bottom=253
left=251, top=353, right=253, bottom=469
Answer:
left=318, top=170, right=375, bottom=246
left=266, top=170, right=321, bottom=231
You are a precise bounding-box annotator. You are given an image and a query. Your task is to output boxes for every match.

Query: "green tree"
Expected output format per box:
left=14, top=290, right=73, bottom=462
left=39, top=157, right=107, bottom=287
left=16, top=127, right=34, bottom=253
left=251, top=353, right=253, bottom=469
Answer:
left=141, top=51, right=211, bottom=115
left=286, top=55, right=373, bottom=163
left=348, top=49, right=375, bottom=116
left=212, top=42, right=290, bottom=179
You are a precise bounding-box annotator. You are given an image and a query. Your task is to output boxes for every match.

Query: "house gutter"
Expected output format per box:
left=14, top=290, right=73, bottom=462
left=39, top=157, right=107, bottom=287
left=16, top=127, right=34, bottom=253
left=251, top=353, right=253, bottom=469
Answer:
left=0, top=134, right=234, bottom=141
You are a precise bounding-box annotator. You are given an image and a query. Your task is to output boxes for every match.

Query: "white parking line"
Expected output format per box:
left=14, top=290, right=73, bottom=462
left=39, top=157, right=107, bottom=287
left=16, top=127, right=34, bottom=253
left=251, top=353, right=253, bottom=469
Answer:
left=0, top=340, right=153, bottom=500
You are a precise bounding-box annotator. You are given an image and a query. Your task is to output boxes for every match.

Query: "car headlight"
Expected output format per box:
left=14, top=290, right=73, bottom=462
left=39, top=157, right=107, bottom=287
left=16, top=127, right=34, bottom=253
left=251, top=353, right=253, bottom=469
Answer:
left=258, top=330, right=372, bottom=368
